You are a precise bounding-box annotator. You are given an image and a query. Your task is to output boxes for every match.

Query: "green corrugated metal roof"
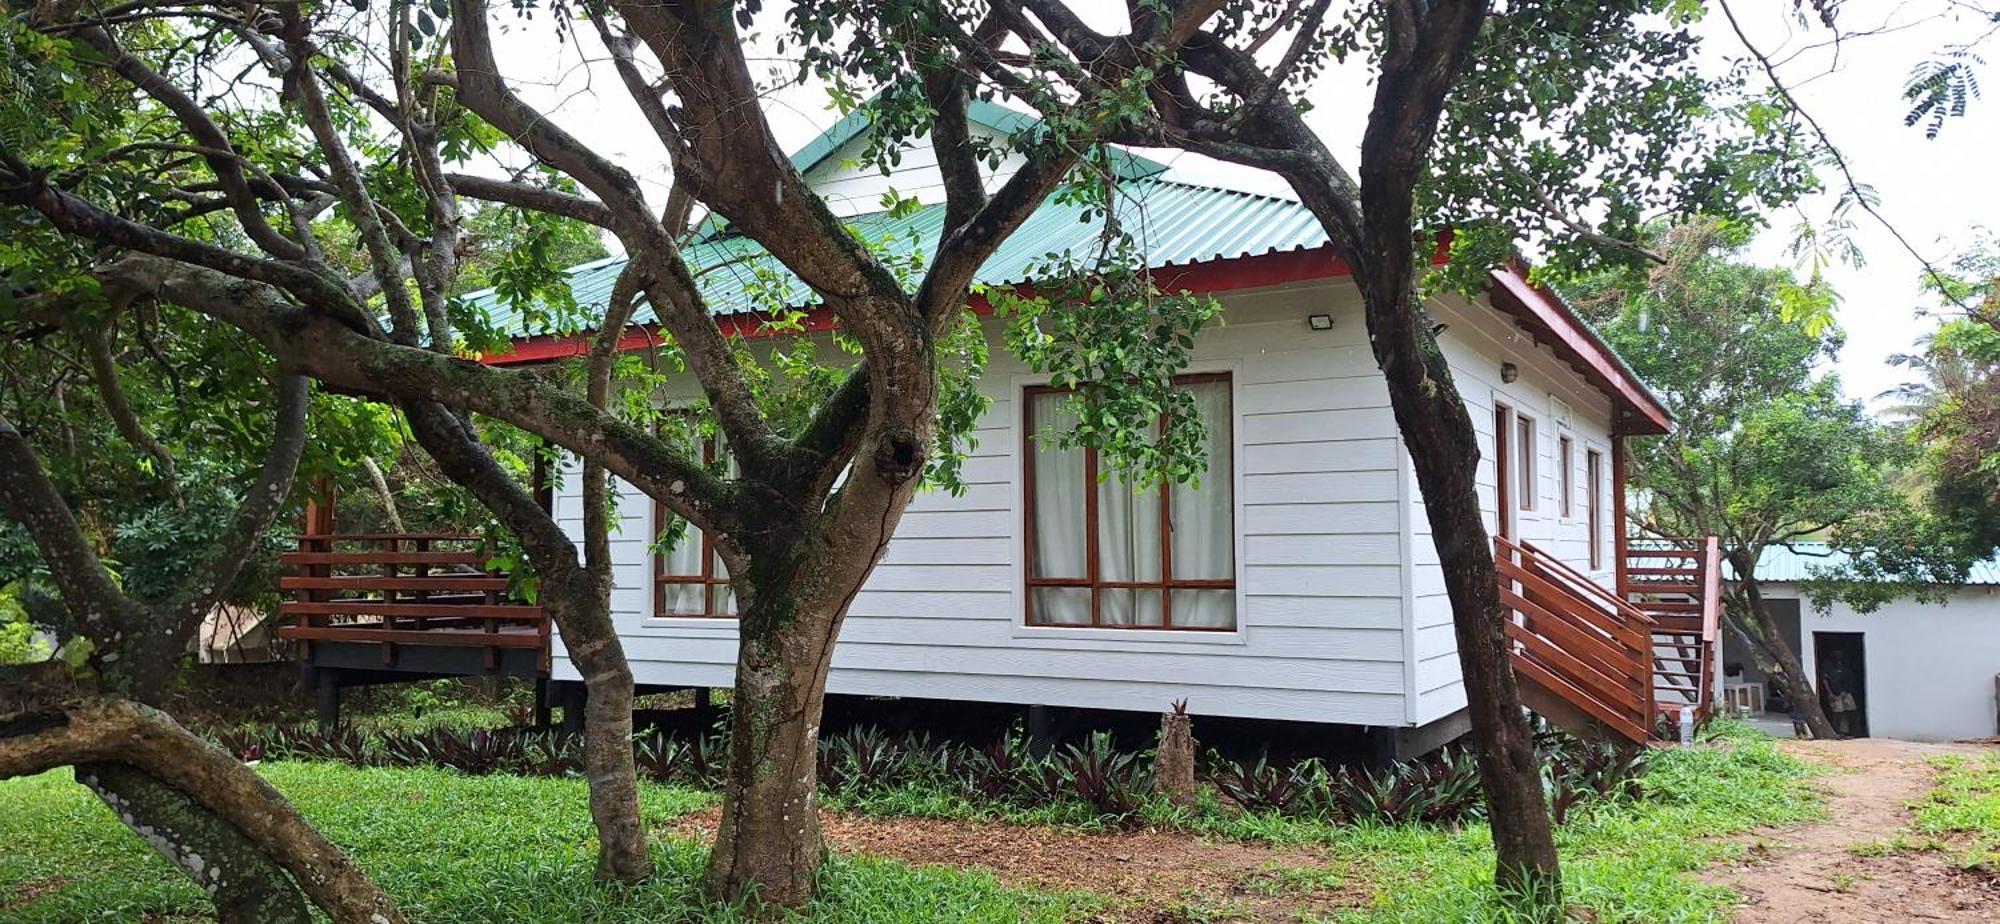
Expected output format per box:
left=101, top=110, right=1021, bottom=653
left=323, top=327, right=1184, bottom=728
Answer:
left=1734, top=541, right=2000, bottom=586
left=468, top=176, right=1331, bottom=338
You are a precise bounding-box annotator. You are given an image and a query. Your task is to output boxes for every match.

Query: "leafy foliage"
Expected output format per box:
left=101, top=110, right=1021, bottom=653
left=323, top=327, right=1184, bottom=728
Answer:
left=1426, top=2, right=1820, bottom=293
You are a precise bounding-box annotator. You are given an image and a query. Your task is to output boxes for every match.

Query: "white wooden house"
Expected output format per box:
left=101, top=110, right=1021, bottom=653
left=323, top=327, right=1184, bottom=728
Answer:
left=348, top=103, right=1708, bottom=749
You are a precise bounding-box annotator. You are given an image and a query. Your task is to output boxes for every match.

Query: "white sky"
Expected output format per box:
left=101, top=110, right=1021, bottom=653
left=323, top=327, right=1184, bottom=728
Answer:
left=483, top=2, right=1996, bottom=411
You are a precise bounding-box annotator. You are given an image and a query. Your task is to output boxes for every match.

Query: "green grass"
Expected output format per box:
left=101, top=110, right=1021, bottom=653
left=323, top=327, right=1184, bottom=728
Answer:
left=0, top=763, right=1095, bottom=924
left=1312, top=723, right=1823, bottom=923
left=1910, top=753, right=2000, bottom=872
left=1, top=722, right=1822, bottom=924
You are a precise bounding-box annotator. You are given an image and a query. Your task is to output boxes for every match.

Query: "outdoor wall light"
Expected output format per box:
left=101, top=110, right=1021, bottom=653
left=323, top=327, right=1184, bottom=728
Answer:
left=1500, top=361, right=1520, bottom=383
left=1307, top=314, right=1334, bottom=330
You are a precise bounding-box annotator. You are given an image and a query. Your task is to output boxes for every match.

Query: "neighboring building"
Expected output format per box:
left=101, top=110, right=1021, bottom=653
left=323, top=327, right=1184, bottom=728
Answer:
left=288, top=103, right=1710, bottom=749
left=1725, top=543, right=2000, bottom=742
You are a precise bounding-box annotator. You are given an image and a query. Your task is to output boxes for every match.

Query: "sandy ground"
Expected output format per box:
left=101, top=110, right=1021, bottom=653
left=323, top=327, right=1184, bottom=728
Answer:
left=670, top=808, right=1359, bottom=921
left=1706, top=737, right=2000, bottom=923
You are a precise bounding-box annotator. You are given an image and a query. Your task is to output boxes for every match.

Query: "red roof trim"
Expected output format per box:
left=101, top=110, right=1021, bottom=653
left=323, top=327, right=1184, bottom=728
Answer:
left=1486, top=266, right=1673, bottom=436
left=479, top=245, right=1670, bottom=436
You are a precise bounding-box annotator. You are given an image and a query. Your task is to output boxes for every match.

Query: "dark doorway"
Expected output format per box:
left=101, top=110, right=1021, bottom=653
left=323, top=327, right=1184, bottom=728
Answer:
left=1814, top=632, right=1869, bottom=738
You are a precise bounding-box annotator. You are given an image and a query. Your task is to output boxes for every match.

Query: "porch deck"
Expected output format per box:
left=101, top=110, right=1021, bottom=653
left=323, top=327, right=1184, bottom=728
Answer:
left=275, top=530, right=551, bottom=726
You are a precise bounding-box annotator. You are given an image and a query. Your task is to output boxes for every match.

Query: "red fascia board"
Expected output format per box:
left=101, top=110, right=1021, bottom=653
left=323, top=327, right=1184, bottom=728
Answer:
left=479, top=243, right=1666, bottom=438
left=1486, top=266, right=1673, bottom=436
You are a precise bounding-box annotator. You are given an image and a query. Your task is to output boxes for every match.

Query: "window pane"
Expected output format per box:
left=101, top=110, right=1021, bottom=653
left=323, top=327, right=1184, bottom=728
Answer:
left=1171, top=380, right=1233, bottom=580
left=660, top=520, right=703, bottom=577
left=1100, top=589, right=1163, bottom=627
left=711, top=583, right=737, bottom=617
left=1029, top=392, right=1088, bottom=579
left=1558, top=436, right=1573, bottom=518
left=1098, top=472, right=1162, bottom=583
left=1031, top=587, right=1092, bottom=625
left=661, top=582, right=705, bottom=616
left=1171, top=590, right=1235, bottom=629
left=1516, top=417, right=1534, bottom=509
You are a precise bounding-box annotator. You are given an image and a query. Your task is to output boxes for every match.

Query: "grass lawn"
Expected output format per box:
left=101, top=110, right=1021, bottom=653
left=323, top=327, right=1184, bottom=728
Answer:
left=1910, top=752, right=2000, bottom=872
left=0, top=723, right=1819, bottom=923
left=0, top=765, right=1094, bottom=924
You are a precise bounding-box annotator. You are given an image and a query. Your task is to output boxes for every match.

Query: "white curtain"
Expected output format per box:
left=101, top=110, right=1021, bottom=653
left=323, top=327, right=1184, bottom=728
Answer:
left=1098, top=467, right=1163, bottom=626
left=658, top=514, right=706, bottom=616
left=1029, top=392, right=1091, bottom=624
left=1170, top=381, right=1235, bottom=628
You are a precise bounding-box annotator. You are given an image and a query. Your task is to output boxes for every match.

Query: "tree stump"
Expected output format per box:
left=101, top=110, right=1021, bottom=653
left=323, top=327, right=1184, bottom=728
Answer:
left=1154, top=700, right=1198, bottom=808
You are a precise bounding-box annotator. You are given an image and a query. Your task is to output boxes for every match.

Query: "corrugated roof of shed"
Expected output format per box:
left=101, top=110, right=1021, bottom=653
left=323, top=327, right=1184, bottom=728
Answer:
left=1741, top=541, right=2000, bottom=586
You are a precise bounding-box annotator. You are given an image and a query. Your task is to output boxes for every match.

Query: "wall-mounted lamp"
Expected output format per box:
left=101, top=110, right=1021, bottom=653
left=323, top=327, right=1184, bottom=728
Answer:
left=1307, top=314, right=1334, bottom=331
left=1500, top=362, right=1520, bottom=384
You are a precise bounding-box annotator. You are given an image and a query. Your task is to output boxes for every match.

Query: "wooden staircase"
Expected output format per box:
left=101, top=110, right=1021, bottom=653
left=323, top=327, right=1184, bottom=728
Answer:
left=1624, top=537, right=1723, bottom=731
left=1496, top=535, right=1721, bottom=744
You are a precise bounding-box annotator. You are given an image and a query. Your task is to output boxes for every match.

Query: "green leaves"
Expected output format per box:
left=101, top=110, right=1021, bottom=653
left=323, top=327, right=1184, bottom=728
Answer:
left=993, top=231, right=1222, bottom=490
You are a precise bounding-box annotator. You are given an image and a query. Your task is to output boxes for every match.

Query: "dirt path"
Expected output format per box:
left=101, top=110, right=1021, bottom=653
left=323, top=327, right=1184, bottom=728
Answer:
left=669, top=808, right=1359, bottom=921
left=1708, top=737, right=1999, bottom=923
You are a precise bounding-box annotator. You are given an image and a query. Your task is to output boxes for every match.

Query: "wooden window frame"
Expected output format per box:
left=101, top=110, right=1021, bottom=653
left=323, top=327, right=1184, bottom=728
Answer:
left=1022, top=372, right=1237, bottom=631
left=1586, top=448, right=1605, bottom=571
left=1557, top=433, right=1574, bottom=520
left=652, top=431, right=735, bottom=619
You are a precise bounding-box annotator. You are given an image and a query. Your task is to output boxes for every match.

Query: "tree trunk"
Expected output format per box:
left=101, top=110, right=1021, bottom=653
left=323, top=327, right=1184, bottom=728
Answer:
left=400, top=402, right=651, bottom=882
left=79, top=763, right=313, bottom=924
left=1386, top=363, right=1562, bottom=905
left=1731, top=560, right=1839, bottom=739
left=703, top=594, right=838, bottom=911
left=1331, top=253, right=1561, bottom=902
left=0, top=691, right=406, bottom=924
left=544, top=569, right=651, bottom=883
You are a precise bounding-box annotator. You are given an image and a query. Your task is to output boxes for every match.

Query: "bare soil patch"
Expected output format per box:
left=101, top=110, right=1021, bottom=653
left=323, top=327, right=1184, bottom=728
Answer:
left=669, top=808, right=1360, bottom=921
left=0, top=876, right=73, bottom=915
left=1705, top=737, right=2000, bottom=923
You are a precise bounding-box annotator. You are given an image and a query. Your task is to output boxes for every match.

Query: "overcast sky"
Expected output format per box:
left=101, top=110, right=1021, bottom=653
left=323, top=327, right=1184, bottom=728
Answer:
left=485, top=1, right=1995, bottom=411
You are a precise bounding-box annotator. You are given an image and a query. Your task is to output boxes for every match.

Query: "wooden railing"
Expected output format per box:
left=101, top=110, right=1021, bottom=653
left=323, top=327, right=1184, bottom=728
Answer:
left=1622, top=536, right=1723, bottom=724
left=276, top=533, right=549, bottom=671
left=1496, top=536, right=1656, bottom=743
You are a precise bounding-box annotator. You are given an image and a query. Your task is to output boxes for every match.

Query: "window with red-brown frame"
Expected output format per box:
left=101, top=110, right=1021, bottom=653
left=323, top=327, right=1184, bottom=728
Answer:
left=652, top=429, right=736, bottom=618
left=1022, top=373, right=1237, bottom=630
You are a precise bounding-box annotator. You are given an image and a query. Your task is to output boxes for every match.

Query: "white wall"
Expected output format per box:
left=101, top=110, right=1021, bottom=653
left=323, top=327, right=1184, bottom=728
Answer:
left=552, top=277, right=1635, bottom=730
left=1402, top=292, right=1621, bottom=723
left=801, top=124, right=1025, bottom=217
left=1762, top=585, right=2000, bottom=742
left=555, top=280, right=1427, bottom=725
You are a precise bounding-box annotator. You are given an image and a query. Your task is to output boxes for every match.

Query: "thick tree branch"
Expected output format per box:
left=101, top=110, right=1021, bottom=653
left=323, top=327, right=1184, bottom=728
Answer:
left=445, top=173, right=616, bottom=228
left=80, top=323, right=179, bottom=489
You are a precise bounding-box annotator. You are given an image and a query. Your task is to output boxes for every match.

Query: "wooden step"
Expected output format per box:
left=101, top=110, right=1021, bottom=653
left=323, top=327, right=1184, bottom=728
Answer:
left=280, top=575, right=510, bottom=593
left=281, top=601, right=543, bottom=621
left=281, top=551, right=489, bottom=567
left=1514, top=657, right=1649, bottom=744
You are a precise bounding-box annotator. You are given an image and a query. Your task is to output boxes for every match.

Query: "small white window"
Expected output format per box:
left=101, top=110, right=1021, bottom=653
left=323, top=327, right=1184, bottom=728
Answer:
left=1558, top=434, right=1574, bottom=519
left=1515, top=414, right=1536, bottom=512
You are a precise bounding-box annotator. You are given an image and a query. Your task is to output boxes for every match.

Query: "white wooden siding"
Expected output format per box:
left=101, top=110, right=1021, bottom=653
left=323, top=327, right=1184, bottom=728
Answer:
left=801, top=125, right=1025, bottom=217
left=554, top=281, right=1423, bottom=725
left=551, top=278, right=1633, bottom=729
left=1402, top=292, right=1622, bottom=723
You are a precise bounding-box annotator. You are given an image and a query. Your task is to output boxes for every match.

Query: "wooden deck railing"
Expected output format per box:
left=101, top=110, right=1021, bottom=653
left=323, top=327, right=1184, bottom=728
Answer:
left=1622, top=537, right=1723, bottom=725
left=1496, top=536, right=1655, bottom=743
left=276, top=533, right=549, bottom=671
